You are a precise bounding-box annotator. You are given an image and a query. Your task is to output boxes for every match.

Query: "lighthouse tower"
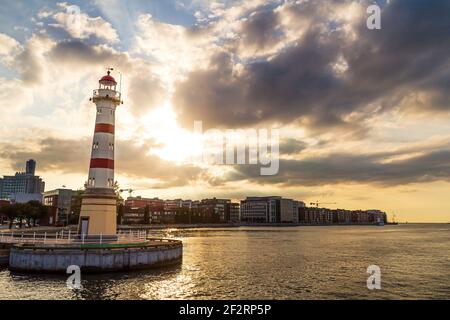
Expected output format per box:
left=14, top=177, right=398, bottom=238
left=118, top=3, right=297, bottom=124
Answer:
left=78, top=70, right=122, bottom=238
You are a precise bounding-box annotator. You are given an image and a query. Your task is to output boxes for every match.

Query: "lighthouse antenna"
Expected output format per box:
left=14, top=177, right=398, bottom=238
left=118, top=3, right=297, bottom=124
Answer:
left=119, top=71, right=122, bottom=96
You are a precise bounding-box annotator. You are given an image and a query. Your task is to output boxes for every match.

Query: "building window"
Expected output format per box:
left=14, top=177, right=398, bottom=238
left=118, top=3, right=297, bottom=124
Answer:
left=108, top=143, right=114, bottom=151
left=97, top=108, right=102, bottom=115
left=93, top=142, right=99, bottom=150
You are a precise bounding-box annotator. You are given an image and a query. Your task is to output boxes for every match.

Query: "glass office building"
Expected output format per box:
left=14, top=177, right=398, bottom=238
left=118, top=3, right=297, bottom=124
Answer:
left=0, top=160, right=45, bottom=202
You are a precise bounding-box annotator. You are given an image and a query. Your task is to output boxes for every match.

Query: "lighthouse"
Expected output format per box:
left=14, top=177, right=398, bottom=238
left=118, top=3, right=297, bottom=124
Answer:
left=78, top=69, right=122, bottom=238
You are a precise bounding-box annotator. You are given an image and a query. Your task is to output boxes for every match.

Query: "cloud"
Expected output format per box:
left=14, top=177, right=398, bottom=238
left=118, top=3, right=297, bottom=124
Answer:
left=173, top=0, right=450, bottom=133
left=238, top=6, right=282, bottom=56
left=14, top=35, right=51, bottom=85
left=279, top=138, right=307, bottom=156
left=48, top=39, right=129, bottom=68
left=0, top=33, right=22, bottom=65
left=47, top=39, right=166, bottom=115
left=44, top=2, right=119, bottom=43
left=226, top=144, right=450, bottom=187
left=128, top=72, right=166, bottom=115
left=0, top=137, right=205, bottom=188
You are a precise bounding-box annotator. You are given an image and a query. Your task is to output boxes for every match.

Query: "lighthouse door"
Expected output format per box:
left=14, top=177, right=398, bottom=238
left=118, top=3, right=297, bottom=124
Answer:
left=80, top=217, right=89, bottom=237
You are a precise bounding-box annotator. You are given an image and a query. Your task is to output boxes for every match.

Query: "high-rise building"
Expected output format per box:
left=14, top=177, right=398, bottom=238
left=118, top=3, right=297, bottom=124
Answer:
left=0, top=159, right=45, bottom=202
left=26, top=159, right=36, bottom=175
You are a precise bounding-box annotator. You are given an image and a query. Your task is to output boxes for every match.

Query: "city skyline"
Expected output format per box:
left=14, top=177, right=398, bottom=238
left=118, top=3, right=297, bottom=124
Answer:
left=1, top=1, right=450, bottom=222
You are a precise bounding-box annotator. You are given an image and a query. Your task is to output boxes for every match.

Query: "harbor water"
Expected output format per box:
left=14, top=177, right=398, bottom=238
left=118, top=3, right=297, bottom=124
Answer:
left=0, top=224, right=449, bottom=299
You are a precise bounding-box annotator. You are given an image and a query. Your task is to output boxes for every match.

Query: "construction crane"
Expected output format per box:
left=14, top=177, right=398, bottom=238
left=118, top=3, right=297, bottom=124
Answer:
left=310, top=201, right=337, bottom=208
left=119, top=189, right=135, bottom=198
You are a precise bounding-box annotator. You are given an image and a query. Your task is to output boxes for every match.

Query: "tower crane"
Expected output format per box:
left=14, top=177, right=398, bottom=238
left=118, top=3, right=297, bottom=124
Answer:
left=119, top=189, right=136, bottom=198
left=310, top=201, right=337, bottom=208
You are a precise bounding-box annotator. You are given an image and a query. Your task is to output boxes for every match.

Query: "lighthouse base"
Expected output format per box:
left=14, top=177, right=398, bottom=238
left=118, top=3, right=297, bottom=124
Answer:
left=78, top=188, right=117, bottom=237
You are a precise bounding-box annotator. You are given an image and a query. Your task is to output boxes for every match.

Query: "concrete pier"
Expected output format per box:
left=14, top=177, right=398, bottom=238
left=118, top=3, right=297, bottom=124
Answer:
left=8, top=239, right=182, bottom=273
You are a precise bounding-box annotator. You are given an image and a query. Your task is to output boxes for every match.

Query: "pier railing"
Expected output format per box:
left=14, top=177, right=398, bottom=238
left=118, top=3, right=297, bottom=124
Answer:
left=0, top=229, right=148, bottom=245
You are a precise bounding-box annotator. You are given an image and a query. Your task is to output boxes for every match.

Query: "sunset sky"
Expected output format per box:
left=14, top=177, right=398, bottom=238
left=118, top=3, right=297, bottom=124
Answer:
left=0, top=0, right=449, bottom=222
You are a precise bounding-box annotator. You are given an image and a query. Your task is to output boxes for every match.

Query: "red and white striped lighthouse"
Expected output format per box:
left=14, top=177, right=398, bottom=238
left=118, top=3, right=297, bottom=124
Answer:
left=87, top=70, right=120, bottom=189
left=78, top=69, right=122, bottom=237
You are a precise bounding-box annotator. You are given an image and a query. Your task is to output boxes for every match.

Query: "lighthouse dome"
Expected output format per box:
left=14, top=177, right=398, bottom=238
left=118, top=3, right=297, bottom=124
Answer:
left=100, top=71, right=117, bottom=84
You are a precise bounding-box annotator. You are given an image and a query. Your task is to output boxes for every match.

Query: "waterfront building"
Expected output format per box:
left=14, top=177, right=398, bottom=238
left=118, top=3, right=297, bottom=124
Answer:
left=125, top=196, right=164, bottom=209
left=122, top=207, right=145, bottom=224
left=200, top=198, right=231, bottom=222
left=164, top=199, right=184, bottom=211
left=43, top=188, right=77, bottom=225
left=0, top=159, right=45, bottom=202
left=280, top=198, right=294, bottom=222
left=240, top=196, right=305, bottom=223
left=240, top=196, right=280, bottom=223
left=228, top=203, right=240, bottom=222
left=299, top=206, right=387, bottom=225
left=78, top=70, right=122, bottom=237
left=293, top=201, right=306, bottom=223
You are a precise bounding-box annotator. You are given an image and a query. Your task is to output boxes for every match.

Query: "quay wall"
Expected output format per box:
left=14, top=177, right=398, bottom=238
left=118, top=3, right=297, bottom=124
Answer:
left=8, top=241, right=182, bottom=273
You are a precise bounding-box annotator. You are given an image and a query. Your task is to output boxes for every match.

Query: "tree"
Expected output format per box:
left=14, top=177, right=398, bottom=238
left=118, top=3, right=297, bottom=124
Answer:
left=143, top=205, right=150, bottom=224
left=113, top=181, right=124, bottom=206
left=0, top=205, right=16, bottom=229
left=26, top=200, right=48, bottom=226
left=117, top=203, right=124, bottom=225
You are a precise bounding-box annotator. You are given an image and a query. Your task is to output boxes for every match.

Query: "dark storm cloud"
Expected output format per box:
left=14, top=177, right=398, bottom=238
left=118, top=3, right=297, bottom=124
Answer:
left=279, top=138, right=307, bottom=155
left=0, top=137, right=204, bottom=188
left=227, top=146, right=450, bottom=187
left=240, top=6, right=280, bottom=51
left=48, top=40, right=131, bottom=69
left=173, top=0, right=450, bottom=130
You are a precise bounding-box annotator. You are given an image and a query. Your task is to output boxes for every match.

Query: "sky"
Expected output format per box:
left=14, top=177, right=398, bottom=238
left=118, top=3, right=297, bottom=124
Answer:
left=0, top=0, right=449, bottom=222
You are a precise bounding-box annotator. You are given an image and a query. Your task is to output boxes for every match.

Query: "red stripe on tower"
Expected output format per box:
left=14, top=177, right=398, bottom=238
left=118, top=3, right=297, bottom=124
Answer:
left=90, top=158, right=114, bottom=169
left=95, top=123, right=115, bottom=134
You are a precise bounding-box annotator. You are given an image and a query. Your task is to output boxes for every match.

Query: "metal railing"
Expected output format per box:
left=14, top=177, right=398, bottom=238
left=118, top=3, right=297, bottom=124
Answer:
left=0, top=229, right=147, bottom=245
left=92, top=89, right=121, bottom=102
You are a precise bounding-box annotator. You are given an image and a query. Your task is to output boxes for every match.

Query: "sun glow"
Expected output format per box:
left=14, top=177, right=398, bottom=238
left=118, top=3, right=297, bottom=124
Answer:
left=137, top=103, right=201, bottom=164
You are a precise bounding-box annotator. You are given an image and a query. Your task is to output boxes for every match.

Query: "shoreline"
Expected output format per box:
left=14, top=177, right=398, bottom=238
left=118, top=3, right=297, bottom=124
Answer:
left=5, top=222, right=447, bottom=234
left=118, top=222, right=401, bottom=230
